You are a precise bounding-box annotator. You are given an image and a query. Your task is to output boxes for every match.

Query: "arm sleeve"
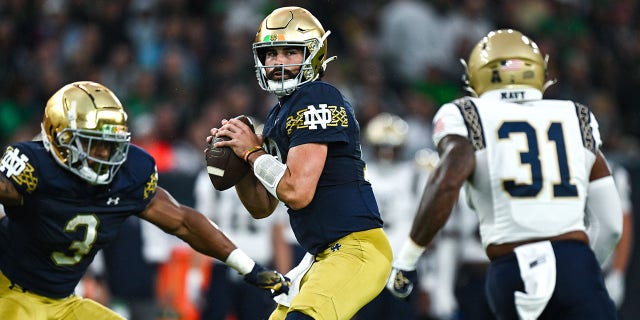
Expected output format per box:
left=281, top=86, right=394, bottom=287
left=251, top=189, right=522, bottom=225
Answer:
left=611, top=164, right=632, bottom=214
left=585, top=176, right=623, bottom=266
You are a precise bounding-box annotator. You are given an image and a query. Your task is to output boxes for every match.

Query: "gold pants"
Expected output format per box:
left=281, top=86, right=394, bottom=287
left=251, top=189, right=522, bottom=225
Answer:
left=0, top=271, right=124, bottom=320
left=269, top=228, right=392, bottom=320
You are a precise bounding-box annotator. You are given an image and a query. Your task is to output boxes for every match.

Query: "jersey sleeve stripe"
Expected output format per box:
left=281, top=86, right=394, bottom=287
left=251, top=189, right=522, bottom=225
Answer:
left=573, top=102, right=597, bottom=154
left=454, top=98, right=486, bottom=151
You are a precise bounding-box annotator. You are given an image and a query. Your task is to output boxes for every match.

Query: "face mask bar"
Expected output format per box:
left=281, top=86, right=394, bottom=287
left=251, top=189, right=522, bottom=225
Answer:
left=253, top=42, right=313, bottom=96
left=56, top=128, right=131, bottom=184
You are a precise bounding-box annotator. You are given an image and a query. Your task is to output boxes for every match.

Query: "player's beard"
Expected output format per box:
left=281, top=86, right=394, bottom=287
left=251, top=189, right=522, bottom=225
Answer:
left=267, top=68, right=297, bottom=81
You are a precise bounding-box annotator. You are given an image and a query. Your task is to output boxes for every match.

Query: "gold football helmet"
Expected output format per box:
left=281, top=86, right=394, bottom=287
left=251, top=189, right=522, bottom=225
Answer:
left=41, top=81, right=131, bottom=185
left=253, top=6, right=336, bottom=96
left=414, top=148, right=439, bottom=171
left=365, top=113, right=409, bottom=147
left=463, top=29, right=554, bottom=96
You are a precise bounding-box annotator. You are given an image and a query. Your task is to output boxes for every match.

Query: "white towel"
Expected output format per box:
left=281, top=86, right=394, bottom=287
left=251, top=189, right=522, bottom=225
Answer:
left=513, top=241, right=556, bottom=320
left=273, top=252, right=315, bottom=307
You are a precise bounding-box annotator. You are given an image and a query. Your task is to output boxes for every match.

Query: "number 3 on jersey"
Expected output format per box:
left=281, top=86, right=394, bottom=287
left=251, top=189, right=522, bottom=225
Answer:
left=498, top=121, right=578, bottom=198
left=51, top=214, right=98, bottom=266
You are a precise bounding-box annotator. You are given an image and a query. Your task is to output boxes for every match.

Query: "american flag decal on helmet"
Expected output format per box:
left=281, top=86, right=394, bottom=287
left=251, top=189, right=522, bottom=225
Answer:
left=500, top=59, right=524, bottom=71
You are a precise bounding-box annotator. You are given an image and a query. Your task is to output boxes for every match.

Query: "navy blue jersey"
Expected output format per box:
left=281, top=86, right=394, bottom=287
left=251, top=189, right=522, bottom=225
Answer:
left=261, top=81, right=383, bottom=254
left=0, top=141, right=157, bottom=298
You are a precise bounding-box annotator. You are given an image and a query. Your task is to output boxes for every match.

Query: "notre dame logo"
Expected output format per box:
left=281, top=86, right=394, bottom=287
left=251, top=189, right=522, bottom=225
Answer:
left=286, top=105, right=349, bottom=135
left=0, top=146, right=37, bottom=193
left=304, top=104, right=332, bottom=129
left=143, top=168, right=158, bottom=200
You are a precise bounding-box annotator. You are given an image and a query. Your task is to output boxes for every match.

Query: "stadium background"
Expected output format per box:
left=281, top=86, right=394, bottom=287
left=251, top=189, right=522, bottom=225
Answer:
left=0, top=0, right=638, bottom=318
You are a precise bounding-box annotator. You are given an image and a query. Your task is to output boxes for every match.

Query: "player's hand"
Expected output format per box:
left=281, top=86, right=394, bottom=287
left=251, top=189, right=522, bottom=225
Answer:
left=386, top=267, right=417, bottom=299
left=244, top=264, right=291, bottom=296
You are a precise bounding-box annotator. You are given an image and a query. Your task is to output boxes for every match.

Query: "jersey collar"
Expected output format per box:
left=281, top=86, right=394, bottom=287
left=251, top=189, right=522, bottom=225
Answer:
left=479, top=88, right=543, bottom=102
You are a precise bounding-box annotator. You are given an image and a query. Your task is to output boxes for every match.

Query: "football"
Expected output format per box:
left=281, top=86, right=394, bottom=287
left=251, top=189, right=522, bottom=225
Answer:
left=205, top=115, right=255, bottom=191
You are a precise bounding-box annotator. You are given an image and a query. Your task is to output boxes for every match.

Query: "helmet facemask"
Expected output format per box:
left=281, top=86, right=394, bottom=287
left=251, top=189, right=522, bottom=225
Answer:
left=43, top=125, right=130, bottom=185
left=254, top=41, right=311, bottom=97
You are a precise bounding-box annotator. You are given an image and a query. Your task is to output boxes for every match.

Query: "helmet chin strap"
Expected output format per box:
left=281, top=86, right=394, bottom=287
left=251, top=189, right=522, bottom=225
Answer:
left=322, top=56, right=337, bottom=71
left=268, top=78, right=299, bottom=97
left=78, top=165, right=109, bottom=185
left=542, top=79, right=557, bottom=93
left=40, top=124, right=52, bottom=152
left=319, top=30, right=331, bottom=44
left=318, top=30, right=336, bottom=75
left=541, top=54, right=557, bottom=93
left=41, top=123, right=69, bottom=171
left=460, top=59, right=479, bottom=97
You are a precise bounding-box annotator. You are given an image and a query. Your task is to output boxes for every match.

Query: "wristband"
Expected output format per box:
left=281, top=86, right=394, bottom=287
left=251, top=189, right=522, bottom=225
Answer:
left=225, top=248, right=256, bottom=275
left=243, top=145, right=264, bottom=162
left=394, top=238, right=426, bottom=270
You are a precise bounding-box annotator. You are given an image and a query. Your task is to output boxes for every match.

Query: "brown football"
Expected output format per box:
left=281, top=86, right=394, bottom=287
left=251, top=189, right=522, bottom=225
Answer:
left=205, top=115, right=254, bottom=191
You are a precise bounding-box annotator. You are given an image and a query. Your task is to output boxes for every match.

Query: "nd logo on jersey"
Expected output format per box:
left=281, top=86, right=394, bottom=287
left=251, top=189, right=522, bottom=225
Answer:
left=0, top=147, right=29, bottom=178
left=0, top=146, right=38, bottom=193
left=304, top=104, right=332, bottom=129
left=287, top=104, right=348, bottom=135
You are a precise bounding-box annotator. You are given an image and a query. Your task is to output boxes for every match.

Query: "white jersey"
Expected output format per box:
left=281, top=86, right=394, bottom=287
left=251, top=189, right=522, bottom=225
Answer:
left=433, top=92, right=602, bottom=248
left=193, top=170, right=284, bottom=264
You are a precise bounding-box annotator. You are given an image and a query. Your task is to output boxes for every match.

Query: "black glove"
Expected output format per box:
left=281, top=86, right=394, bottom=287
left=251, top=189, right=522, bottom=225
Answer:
left=386, top=267, right=418, bottom=299
left=244, top=264, right=291, bottom=296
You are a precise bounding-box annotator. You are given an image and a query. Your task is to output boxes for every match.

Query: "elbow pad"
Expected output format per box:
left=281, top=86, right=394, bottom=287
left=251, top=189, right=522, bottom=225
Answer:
left=253, top=154, right=286, bottom=200
left=585, top=176, right=623, bottom=267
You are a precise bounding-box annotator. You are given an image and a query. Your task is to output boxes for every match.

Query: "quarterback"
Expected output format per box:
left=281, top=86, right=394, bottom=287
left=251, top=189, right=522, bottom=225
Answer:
left=387, top=29, right=622, bottom=319
left=0, top=81, right=289, bottom=319
left=211, top=6, right=392, bottom=320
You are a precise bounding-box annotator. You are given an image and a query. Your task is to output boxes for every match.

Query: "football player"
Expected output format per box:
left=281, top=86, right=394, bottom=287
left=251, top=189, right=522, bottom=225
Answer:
left=0, top=81, right=289, bottom=319
left=387, top=29, right=622, bottom=319
left=209, top=6, right=392, bottom=320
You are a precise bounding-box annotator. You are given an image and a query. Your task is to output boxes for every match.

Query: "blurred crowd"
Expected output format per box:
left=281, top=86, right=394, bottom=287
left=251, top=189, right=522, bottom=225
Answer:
left=1, top=0, right=639, bottom=163
left=2, top=0, right=639, bottom=319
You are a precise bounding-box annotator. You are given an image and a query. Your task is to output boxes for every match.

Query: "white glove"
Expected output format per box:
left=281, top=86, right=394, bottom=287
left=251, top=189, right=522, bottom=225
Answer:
left=386, top=267, right=418, bottom=299
left=387, top=239, right=425, bottom=299
left=605, top=271, right=625, bottom=307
